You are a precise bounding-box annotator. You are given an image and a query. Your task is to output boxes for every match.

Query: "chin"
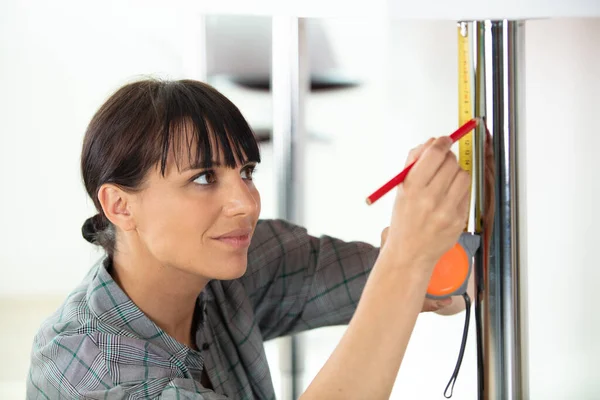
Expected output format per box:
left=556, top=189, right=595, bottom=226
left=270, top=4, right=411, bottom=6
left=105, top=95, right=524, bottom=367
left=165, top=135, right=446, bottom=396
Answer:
left=214, top=266, right=248, bottom=281
left=211, top=254, right=249, bottom=281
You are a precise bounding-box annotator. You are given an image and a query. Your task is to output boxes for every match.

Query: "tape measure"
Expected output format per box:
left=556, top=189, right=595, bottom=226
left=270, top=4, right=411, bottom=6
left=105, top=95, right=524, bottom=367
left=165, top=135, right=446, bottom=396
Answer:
left=428, top=32, right=477, bottom=397
left=426, top=242, right=471, bottom=299
left=457, top=22, right=473, bottom=231
left=425, top=23, right=475, bottom=300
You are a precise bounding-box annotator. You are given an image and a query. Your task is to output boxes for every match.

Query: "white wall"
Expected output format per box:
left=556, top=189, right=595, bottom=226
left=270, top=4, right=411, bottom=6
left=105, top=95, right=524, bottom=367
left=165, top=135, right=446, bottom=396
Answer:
left=0, top=2, right=598, bottom=398
left=522, top=18, right=600, bottom=399
left=0, top=1, right=208, bottom=296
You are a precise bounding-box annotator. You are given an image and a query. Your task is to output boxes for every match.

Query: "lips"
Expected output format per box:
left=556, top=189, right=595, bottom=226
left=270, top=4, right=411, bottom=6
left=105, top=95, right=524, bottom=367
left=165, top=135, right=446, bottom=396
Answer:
left=213, top=228, right=253, bottom=248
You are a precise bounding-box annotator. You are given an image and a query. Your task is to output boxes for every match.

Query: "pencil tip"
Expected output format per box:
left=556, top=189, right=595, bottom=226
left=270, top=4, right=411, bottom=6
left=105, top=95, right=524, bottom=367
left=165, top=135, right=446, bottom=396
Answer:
left=366, top=198, right=372, bottom=206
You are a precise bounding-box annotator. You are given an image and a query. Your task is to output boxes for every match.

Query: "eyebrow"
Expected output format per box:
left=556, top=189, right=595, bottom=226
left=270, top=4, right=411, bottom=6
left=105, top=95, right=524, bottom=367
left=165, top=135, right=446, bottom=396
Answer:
left=182, top=161, right=221, bottom=172
left=182, top=160, right=256, bottom=172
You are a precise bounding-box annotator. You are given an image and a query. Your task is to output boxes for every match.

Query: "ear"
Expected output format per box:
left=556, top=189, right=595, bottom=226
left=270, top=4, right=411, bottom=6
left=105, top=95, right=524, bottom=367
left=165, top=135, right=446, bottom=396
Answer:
left=97, top=184, right=136, bottom=232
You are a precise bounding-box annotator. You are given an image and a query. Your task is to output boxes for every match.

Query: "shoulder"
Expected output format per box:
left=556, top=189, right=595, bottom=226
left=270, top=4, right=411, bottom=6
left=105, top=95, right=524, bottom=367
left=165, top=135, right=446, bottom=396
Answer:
left=33, top=263, right=101, bottom=349
left=231, top=220, right=317, bottom=303
left=248, top=219, right=312, bottom=263
left=27, top=263, right=105, bottom=396
left=28, top=266, right=182, bottom=398
left=239, top=219, right=314, bottom=287
left=29, top=329, right=181, bottom=399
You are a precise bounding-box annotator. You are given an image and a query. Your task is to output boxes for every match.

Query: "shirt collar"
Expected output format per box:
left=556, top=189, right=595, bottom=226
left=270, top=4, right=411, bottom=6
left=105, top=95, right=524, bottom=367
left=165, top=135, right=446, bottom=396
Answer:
left=85, top=258, right=206, bottom=363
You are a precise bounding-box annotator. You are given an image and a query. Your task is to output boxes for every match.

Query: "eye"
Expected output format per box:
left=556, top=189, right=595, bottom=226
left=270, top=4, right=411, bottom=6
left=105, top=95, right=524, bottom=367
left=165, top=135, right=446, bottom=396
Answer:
left=193, top=170, right=216, bottom=185
left=241, top=165, right=256, bottom=181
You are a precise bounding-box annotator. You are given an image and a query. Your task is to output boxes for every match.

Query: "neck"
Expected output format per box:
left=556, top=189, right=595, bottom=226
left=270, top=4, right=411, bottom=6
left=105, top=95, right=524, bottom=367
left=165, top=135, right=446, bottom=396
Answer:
left=110, top=237, right=209, bottom=348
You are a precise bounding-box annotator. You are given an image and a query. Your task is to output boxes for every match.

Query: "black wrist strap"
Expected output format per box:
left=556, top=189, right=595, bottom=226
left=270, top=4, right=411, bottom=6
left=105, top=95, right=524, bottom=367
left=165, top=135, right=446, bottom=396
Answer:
left=444, top=292, right=471, bottom=398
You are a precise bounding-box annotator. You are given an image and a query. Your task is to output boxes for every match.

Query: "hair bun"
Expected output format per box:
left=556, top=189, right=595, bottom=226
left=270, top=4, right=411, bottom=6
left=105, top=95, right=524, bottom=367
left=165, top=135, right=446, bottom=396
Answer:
left=81, top=214, right=107, bottom=244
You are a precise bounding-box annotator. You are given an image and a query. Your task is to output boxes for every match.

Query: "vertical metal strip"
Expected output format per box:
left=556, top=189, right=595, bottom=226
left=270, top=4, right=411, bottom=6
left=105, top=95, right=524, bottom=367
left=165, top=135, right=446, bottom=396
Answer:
left=473, top=19, right=488, bottom=400
left=474, top=20, right=529, bottom=400
left=272, top=16, right=308, bottom=400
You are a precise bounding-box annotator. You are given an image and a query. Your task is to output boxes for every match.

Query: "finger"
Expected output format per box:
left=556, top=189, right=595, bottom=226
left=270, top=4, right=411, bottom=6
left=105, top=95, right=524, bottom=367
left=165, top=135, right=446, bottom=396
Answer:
left=380, top=227, right=389, bottom=247
left=426, top=151, right=461, bottom=199
left=405, top=137, right=435, bottom=167
left=457, top=189, right=471, bottom=223
left=444, top=168, right=471, bottom=210
left=421, top=297, right=453, bottom=312
left=438, top=297, right=453, bottom=308
left=405, top=136, right=453, bottom=188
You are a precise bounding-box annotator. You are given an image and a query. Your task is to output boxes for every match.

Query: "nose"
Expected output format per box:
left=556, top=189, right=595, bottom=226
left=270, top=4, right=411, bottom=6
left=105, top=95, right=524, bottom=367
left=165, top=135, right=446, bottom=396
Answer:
left=222, top=175, right=259, bottom=218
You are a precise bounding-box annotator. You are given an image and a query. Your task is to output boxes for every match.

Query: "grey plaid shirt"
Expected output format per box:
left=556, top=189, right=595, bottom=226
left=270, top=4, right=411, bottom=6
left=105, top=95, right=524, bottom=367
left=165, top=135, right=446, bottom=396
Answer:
left=27, top=219, right=380, bottom=399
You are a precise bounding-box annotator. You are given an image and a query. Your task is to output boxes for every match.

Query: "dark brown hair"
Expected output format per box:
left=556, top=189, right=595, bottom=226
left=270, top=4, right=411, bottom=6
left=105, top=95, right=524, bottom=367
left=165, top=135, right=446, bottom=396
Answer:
left=80, top=78, right=260, bottom=256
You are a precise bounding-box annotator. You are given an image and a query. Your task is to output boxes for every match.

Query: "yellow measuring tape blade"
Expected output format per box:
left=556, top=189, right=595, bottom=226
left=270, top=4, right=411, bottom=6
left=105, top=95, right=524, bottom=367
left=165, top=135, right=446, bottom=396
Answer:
left=457, top=23, right=473, bottom=230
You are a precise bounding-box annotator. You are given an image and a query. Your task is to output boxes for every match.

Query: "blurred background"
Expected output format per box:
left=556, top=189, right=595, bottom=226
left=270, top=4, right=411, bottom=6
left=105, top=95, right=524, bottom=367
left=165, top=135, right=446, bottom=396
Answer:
left=1, top=1, right=599, bottom=398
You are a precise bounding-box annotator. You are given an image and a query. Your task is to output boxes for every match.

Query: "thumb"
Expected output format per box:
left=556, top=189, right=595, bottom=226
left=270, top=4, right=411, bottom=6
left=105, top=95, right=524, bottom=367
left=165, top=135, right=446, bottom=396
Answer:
left=380, top=227, right=389, bottom=247
left=405, top=137, right=435, bottom=167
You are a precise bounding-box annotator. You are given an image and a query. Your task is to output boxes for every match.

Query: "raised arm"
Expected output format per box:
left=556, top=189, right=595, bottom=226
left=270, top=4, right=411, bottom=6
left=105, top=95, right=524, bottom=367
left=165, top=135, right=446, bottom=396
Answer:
left=301, top=136, right=472, bottom=400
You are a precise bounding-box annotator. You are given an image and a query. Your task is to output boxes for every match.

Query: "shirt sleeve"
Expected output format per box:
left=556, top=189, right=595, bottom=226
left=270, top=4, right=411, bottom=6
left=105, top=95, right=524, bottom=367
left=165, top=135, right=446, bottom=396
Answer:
left=27, top=333, right=115, bottom=399
left=242, top=219, right=379, bottom=341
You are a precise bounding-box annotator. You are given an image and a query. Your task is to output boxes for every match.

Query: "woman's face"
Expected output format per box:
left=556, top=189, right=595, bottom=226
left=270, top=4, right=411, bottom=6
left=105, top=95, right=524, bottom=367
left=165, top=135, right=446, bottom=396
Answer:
left=129, top=142, right=261, bottom=281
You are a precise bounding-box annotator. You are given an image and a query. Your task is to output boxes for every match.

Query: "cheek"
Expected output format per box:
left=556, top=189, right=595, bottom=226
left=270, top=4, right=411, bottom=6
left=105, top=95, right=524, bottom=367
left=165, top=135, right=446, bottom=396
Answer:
left=137, top=195, right=177, bottom=249
left=253, top=188, right=261, bottom=216
left=137, top=189, right=215, bottom=258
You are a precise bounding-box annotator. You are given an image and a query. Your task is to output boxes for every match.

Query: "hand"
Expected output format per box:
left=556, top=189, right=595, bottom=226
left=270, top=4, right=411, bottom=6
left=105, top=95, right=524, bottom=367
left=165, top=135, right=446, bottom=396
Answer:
left=421, top=297, right=453, bottom=312
left=380, top=137, right=471, bottom=272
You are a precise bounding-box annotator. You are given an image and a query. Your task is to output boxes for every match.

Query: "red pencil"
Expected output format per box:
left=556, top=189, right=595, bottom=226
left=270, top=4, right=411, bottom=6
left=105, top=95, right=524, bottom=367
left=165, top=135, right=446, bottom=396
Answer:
left=366, top=117, right=481, bottom=206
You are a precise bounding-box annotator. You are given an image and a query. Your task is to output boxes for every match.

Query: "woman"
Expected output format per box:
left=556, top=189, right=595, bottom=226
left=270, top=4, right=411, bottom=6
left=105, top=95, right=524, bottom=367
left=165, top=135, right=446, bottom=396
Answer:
left=27, top=79, right=475, bottom=399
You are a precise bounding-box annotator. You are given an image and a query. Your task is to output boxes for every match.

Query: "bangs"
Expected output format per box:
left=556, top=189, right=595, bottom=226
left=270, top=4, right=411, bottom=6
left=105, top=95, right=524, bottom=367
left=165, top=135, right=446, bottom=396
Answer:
left=157, top=80, right=260, bottom=175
